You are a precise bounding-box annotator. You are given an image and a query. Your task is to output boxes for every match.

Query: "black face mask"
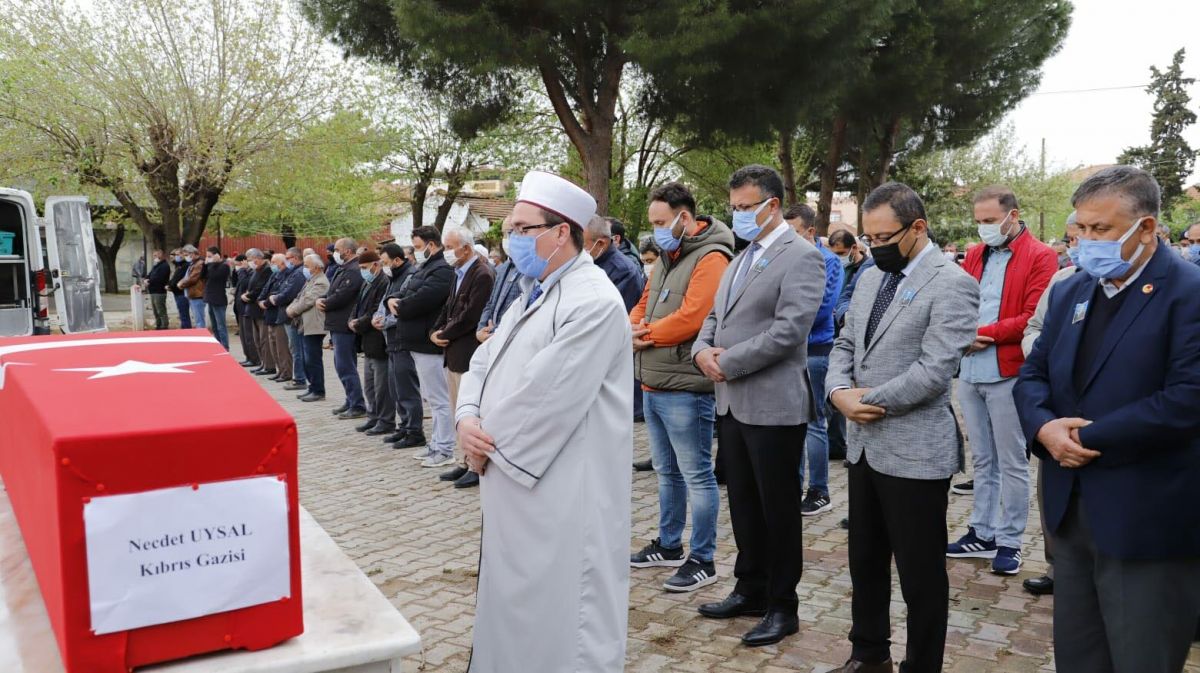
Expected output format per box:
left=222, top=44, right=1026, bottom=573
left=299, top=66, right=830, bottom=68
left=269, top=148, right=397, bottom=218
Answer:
left=871, top=224, right=915, bottom=274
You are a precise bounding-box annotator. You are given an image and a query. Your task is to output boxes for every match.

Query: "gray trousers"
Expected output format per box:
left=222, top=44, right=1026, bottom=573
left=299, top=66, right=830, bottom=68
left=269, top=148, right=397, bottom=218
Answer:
left=270, top=324, right=292, bottom=381
left=1054, top=494, right=1200, bottom=673
left=363, top=356, right=394, bottom=430
left=387, top=349, right=423, bottom=436
left=150, top=293, right=169, bottom=330
left=412, top=351, right=454, bottom=458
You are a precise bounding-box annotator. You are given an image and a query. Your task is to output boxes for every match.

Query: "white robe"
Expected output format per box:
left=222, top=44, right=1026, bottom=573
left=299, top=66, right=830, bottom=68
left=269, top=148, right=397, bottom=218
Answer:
left=456, top=253, right=633, bottom=673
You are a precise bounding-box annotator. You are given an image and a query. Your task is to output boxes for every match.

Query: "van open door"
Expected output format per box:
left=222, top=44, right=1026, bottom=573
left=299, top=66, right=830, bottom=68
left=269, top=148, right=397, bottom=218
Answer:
left=44, top=196, right=106, bottom=334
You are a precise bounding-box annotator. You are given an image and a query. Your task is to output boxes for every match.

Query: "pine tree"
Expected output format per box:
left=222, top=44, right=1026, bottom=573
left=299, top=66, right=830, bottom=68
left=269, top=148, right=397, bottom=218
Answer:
left=1118, top=48, right=1196, bottom=214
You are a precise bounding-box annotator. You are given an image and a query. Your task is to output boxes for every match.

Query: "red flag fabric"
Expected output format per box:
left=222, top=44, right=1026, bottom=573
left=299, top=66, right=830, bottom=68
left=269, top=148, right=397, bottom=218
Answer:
left=0, top=329, right=303, bottom=672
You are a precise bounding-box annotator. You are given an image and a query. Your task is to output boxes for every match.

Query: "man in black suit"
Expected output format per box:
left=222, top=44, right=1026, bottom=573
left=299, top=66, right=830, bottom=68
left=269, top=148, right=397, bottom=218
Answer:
left=374, top=244, right=421, bottom=446
left=242, top=249, right=273, bottom=374
left=351, top=251, right=394, bottom=436
left=386, top=228, right=455, bottom=458
left=143, top=249, right=171, bottom=330
left=231, top=254, right=258, bottom=365
left=319, top=237, right=366, bottom=419
left=432, top=227, right=494, bottom=486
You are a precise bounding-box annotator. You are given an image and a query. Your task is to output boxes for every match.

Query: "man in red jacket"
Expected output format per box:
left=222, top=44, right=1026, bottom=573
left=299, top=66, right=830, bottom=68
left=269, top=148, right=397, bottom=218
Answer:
left=947, top=186, right=1058, bottom=576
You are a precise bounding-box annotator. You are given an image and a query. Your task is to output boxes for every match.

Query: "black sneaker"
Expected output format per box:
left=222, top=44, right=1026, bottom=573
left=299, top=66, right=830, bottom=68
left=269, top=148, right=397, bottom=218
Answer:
left=800, top=489, right=833, bottom=516
left=630, top=538, right=686, bottom=568
left=664, top=558, right=718, bottom=593
left=951, top=479, right=974, bottom=495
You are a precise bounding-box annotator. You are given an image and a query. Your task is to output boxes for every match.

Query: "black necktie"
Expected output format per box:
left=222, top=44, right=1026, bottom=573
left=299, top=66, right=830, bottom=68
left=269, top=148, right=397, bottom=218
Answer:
left=864, top=272, right=902, bottom=346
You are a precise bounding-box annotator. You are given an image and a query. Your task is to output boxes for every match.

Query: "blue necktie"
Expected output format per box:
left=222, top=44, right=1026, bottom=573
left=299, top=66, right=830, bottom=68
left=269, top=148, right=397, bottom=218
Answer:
left=729, top=242, right=761, bottom=304
left=526, top=285, right=543, bottom=308
left=864, top=272, right=903, bottom=346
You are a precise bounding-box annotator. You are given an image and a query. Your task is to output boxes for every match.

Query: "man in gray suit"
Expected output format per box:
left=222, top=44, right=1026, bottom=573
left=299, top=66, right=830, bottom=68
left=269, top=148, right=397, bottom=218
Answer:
left=692, top=165, right=826, bottom=647
left=826, top=182, right=979, bottom=673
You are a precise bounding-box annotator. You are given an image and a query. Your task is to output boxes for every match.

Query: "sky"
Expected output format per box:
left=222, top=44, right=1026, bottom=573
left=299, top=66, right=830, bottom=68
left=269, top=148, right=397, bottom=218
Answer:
left=1006, top=0, right=1200, bottom=184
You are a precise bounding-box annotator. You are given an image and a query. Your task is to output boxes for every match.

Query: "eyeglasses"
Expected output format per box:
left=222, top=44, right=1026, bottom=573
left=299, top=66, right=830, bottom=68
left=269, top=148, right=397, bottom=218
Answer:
left=864, top=222, right=915, bottom=246
left=728, top=197, right=771, bottom=213
left=508, top=222, right=561, bottom=237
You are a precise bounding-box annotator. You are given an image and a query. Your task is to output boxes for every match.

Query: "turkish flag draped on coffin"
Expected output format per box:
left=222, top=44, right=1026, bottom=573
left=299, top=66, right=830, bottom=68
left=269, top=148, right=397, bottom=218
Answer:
left=0, top=329, right=303, bottom=673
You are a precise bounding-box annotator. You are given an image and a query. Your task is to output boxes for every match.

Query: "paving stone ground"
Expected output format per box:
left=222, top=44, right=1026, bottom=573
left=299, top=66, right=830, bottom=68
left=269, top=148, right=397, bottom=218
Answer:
left=230, top=335, right=1200, bottom=673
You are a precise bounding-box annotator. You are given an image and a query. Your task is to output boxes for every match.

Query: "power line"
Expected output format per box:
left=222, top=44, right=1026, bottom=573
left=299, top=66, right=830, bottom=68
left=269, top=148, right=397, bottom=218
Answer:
left=1029, top=84, right=1149, bottom=96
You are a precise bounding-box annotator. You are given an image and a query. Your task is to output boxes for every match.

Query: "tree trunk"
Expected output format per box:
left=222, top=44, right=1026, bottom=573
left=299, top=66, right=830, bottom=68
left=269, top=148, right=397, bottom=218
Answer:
left=579, top=132, right=614, bottom=216
left=872, top=117, right=902, bottom=188
left=281, top=223, right=297, bottom=250
left=815, top=116, right=847, bottom=237
left=778, top=127, right=798, bottom=207
left=92, top=222, right=125, bottom=294
left=434, top=155, right=470, bottom=232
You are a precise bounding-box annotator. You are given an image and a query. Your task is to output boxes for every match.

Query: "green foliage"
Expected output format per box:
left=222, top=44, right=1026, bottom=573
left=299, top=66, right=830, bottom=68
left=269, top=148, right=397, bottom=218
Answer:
left=895, top=124, right=1080, bottom=244
left=221, top=111, right=388, bottom=239
left=1118, top=48, right=1196, bottom=214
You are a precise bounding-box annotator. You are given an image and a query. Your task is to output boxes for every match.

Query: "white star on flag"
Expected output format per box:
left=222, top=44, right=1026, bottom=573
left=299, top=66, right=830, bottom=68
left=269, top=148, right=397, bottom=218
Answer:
left=54, top=360, right=209, bottom=380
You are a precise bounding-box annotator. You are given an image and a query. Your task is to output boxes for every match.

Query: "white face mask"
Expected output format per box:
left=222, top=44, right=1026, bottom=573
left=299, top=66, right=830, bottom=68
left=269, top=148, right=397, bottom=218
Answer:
left=501, top=237, right=511, bottom=256
left=977, top=212, right=1013, bottom=247
left=333, top=251, right=344, bottom=265
left=383, top=266, right=393, bottom=278
left=443, top=249, right=459, bottom=266
left=414, top=247, right=428, bottom=264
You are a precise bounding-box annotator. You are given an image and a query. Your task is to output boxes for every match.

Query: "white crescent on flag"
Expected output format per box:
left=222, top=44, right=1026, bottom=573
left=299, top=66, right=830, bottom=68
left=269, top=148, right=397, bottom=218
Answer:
left=0, top=335, right=223, bottom=390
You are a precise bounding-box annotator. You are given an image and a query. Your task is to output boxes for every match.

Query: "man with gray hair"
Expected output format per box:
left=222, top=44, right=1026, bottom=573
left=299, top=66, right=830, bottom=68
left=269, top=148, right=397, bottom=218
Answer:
left=432, top=226, right=494, bottom=481
left=583, top=216, right=644, bottom=311
left=1015, top=165, right=1200, bottom=673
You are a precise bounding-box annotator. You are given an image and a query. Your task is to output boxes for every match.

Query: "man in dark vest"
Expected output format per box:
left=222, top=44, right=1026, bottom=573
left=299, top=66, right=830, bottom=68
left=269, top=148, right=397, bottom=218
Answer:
left=628, top=181, right=733, bottom=593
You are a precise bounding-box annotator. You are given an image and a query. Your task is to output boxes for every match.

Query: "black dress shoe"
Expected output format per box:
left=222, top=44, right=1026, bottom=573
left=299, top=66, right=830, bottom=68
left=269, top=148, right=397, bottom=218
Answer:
left=365, top=426, right=393, bottom=436
left=331, top=405, right=349, bottom=415
left=829, top=658, right=894, bottom=673
left=741, top=611, right=799, bottom=647
left=338, top=408, right=367, bottom=420
left=249, top=367, right=264, bottom=374
left=633, top=459, right=654, bottom=472
left=698, top=592, right=767, bottom=620
left=453, top=470, right=480, bottom=488
left=284, top=381, right=307, bottom=391
left=300, top=394, right=325, bottom=402
left=1022, top=575, right=1054, bottom=596
left=383, top=432, right=407, bottom=444
left=254, top=368, right=277, bottom=376
left=355, top=420, right=376, bottom=433
left=396, top=434, right=426, bottom=449
left=440, top=465, right=469, bottom=482
left=239, top=360, right=257, bottom=367
left=268, top=374, right=285, bottom=382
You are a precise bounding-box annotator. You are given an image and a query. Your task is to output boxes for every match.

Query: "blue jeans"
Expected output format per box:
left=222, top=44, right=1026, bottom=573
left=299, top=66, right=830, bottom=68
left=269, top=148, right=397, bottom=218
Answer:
left=799, top=354, right=830, bottom=495
left=303, top=335, right=325, bottom=396
left=207, top=304, right=228, bottom=350
left=285, top=323, right=306, bottom=385
left=958, top=377, right=1029, bottom=549
left=188, top=298, right=206, bottom=329
left=173, top=293, right=191, bottom=328
left=331, top=331, right=365, bottom=411
left=644, top=390, right=718, bottom=562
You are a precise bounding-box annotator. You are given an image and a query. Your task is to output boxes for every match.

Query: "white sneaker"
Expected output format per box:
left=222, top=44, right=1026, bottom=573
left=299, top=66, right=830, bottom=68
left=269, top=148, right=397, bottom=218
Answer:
left=421, top=454, right=455, bottom=468
left=411, top=446, right=434, bottom=461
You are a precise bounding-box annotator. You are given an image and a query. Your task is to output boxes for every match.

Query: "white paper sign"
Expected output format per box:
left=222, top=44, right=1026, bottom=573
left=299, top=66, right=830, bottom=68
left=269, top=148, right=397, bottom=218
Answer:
left=83, top=476, right=291, bottom=635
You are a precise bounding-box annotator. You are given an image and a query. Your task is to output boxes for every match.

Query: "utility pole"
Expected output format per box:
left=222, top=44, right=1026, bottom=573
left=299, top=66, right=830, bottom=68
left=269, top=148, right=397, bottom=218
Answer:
left=1038, top=137, right=1046, bottom=241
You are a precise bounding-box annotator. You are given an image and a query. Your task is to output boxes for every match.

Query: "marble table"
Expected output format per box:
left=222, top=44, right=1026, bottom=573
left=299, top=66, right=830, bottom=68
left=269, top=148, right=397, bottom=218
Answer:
left=0, top=484, right=422, bottom=673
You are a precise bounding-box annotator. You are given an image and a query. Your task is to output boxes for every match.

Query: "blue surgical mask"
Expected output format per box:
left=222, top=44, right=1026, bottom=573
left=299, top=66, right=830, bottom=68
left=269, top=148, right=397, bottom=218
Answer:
left=173, top=255, right=183, bottom=263
left=1076, top=217, right=1147, bottom=280
left=269, top=265, right=279, bottom=274
left=731, top=199, right=771, bottom=241
left=508, top=227, right=561, bottom=279
left=653, top=212, right=684, bottom=253
left=1066, top=246, right=1081, bottom=267
left=285, top=261, right=294, bottom=270
left=1190, top=244, right=1200, bottom=262
left=361, top=269, right=375, bottom=282
left=302, top=267, right=313, bottom=280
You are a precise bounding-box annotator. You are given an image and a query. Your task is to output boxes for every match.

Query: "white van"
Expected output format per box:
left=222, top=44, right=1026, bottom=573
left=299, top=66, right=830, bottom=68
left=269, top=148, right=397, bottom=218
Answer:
left=0, top=188, right=106, bottom=337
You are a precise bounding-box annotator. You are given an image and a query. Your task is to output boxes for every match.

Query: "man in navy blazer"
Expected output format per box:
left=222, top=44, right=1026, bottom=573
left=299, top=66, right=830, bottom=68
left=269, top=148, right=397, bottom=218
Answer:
left=1014, top=165, right=1200, bottom=673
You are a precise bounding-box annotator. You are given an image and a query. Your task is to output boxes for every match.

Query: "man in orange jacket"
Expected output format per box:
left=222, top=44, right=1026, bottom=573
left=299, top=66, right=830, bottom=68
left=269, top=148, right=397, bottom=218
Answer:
left=628, top=182, right=733, bottom=593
